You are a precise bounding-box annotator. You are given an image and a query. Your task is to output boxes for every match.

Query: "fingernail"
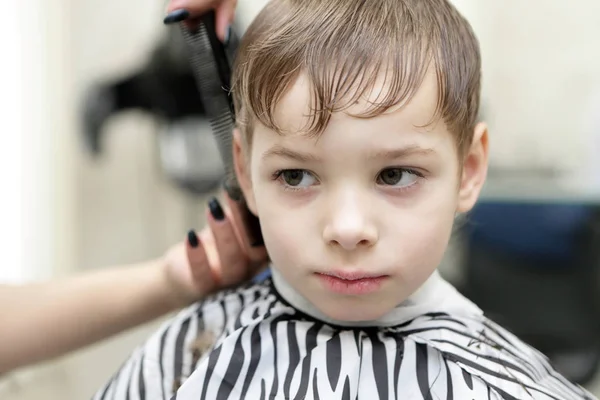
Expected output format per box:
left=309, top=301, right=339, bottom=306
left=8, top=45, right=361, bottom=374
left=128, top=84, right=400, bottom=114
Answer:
left=223, top=25, right=232, bottom=46
left=163, top=9, right=190, bottom=24
left=208, top=197, right=225, bottom=221
left=187, top=230, right=199, bottom=248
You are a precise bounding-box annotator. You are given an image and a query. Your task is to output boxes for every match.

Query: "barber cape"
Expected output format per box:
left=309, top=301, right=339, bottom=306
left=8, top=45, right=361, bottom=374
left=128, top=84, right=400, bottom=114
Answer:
left=93, top=268, right=595, bottom=400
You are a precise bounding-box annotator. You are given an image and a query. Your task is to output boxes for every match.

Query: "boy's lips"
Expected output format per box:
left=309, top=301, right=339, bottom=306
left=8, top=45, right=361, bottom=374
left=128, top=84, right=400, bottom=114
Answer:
left=315, top=270, right=389, bottom=295
left=317, top=270, right=388, bottom=281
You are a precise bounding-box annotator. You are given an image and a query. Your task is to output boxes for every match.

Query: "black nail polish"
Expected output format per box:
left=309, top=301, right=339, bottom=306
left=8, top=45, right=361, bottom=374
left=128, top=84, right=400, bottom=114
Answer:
left=163, top=9, right=190, bottom=24
left=208, top=197, right=225, bottom=221
left=187, top=230, right=199, bottom=248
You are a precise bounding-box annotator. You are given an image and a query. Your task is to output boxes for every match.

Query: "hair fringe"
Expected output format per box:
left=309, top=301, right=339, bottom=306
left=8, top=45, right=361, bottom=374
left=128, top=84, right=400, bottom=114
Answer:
left=232, top=0, right=481, bottom=156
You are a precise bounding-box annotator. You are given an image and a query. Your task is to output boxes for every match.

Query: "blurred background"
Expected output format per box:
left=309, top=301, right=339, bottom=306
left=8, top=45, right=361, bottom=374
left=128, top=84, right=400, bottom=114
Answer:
left=1, top=0, right=600, bottom=398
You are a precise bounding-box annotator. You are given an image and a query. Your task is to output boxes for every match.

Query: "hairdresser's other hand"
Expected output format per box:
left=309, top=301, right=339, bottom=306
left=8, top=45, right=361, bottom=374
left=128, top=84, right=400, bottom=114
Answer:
left=165, top=0, right=237, bottom=42
left=163, top=195, right=268, bottom=305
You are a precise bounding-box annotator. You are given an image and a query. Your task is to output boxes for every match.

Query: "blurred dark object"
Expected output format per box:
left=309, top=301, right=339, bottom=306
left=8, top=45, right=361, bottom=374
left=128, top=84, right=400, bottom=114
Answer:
left=157, top=117, right=225, bottom=194
left=80, top=26, right=226, bottom=195
left=82, top=26, right=205, bottom=154
left=462, top=202, right=600, bottom=385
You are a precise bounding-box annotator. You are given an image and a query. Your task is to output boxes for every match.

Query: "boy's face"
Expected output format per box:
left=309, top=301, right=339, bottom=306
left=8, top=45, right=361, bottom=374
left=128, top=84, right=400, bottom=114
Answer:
left=234, top=71, right=488, bottom=322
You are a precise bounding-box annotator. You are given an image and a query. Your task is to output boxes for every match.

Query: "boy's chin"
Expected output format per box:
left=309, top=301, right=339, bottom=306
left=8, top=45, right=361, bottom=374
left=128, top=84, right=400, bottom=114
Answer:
left=315, top=300, right=397, bottom=324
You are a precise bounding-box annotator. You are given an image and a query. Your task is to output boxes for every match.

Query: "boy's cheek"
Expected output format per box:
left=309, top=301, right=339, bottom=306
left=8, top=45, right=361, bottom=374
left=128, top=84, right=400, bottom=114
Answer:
left=256, top=209, right=313, bottom=265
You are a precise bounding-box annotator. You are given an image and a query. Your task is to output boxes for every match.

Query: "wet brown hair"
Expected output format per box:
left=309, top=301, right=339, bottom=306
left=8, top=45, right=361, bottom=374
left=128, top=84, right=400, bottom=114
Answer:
left=231, top=0, right=481, bottom=158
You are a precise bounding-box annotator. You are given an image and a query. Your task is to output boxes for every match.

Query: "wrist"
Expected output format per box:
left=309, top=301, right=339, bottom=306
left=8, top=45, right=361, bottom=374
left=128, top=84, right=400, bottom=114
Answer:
left=149, top=259, right=190, bottom=311
left=158, top=254, right=207, bottom=310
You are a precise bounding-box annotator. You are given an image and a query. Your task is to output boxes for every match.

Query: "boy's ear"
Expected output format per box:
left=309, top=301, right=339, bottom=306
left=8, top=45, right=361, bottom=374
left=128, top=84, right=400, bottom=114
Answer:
left=457, top=122, right=489, bottom=213
left=232, top=129, right=258, bottom=215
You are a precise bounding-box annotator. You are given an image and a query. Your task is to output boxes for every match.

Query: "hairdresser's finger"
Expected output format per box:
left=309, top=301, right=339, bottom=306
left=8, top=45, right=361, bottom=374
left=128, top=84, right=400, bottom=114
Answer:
left=214, top=0, right=237, bottom=42
left=206, top=197, right=248, bottom=284
left=198, top=225, right=222, bottom=278
left=186, top=229, right=220, bottom=289
left=166, top=0, right=218, bottom=16
left=225, top=195, right=269, bottom=266
left=165, top=0, right=235, bottom=41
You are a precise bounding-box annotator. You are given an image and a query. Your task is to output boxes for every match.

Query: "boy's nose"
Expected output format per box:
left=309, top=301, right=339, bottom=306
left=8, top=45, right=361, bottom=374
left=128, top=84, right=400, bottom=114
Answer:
left=322, top=196, right=378, bottom=250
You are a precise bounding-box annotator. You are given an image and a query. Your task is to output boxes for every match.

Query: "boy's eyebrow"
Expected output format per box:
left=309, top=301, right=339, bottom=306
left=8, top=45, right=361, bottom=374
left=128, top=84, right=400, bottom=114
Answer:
left=370, top=146, right=436, bottom=159
left=261, top=144, right=435, bottom=162
left=261, top=145, right=322, bottom=162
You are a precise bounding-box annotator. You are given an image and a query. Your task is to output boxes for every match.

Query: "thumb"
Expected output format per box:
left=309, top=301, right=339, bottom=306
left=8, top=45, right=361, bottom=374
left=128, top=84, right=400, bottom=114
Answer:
left=199, top=226, right=223, bottom=285
left=167, top=0, right=219, bottom=15
left=214, top=0, right=237, bottom=42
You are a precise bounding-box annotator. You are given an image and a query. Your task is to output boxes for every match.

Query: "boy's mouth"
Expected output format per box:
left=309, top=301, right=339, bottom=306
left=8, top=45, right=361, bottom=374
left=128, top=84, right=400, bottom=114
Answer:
left=319, top=270, right=387, bottom=281
left=315, top=270, right=389, bottom=295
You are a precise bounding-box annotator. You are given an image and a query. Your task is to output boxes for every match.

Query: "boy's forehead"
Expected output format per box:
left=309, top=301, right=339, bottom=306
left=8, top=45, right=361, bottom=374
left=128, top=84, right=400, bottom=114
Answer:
left=272, top=74, right=313, bottom=134
left=272, top=70, right=442, bottom=134
left=251, top=69, right=454, bottom=162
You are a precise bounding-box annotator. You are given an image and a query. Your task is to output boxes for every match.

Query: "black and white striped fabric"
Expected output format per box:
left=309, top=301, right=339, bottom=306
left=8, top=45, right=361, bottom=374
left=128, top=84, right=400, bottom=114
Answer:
left=92, top=274, right=596, bottom=400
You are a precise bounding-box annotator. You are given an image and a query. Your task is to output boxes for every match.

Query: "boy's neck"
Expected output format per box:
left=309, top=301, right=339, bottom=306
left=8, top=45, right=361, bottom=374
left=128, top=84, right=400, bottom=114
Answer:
left=270, top=267, right=482, bottom=327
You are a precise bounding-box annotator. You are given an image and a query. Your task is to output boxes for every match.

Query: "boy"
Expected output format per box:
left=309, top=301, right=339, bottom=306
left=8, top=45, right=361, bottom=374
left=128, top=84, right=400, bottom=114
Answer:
left=93, top=0, right=596, bottom=398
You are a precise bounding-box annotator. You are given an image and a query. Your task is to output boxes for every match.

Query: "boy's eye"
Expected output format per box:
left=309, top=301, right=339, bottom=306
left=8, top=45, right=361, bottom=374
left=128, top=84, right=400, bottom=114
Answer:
left=280, top=169, right=316, bottom=187
left=377, top=168, right=419, bottom=187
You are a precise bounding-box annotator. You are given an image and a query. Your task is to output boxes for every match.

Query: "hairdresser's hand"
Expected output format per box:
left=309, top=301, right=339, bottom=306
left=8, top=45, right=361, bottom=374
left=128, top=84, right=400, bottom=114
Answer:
left=165, top=0, right=237, bottom=42
left=163, top=195, right=268, bottom=305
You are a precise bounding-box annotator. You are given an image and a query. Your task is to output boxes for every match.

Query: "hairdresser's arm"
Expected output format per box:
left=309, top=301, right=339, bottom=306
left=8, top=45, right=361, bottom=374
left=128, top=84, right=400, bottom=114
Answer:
left=0, top=196, right=267, bottom=374
left=0, top=259, right=180, bottom=374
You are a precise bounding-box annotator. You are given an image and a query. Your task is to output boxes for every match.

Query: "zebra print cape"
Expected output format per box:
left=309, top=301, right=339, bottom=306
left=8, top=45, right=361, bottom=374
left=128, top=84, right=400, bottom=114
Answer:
left=93, top=273, right=595, bottom=400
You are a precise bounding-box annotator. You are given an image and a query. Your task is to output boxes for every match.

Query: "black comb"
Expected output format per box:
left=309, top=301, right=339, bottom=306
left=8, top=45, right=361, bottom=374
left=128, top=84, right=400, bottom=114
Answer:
left=173, top=11, right=264, bottom=247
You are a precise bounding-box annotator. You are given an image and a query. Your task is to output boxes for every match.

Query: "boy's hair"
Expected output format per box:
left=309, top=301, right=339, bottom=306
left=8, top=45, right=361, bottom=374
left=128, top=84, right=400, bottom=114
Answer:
left=232, top=0, right=481, bottom=158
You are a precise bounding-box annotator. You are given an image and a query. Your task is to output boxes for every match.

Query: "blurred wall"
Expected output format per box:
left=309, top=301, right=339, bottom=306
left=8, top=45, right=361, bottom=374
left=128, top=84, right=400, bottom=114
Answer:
left=0, top=0, right=75, bottom=284
left=475, top=1, right=600, bottom=173
left=454, top=0, right=600, bottom=173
